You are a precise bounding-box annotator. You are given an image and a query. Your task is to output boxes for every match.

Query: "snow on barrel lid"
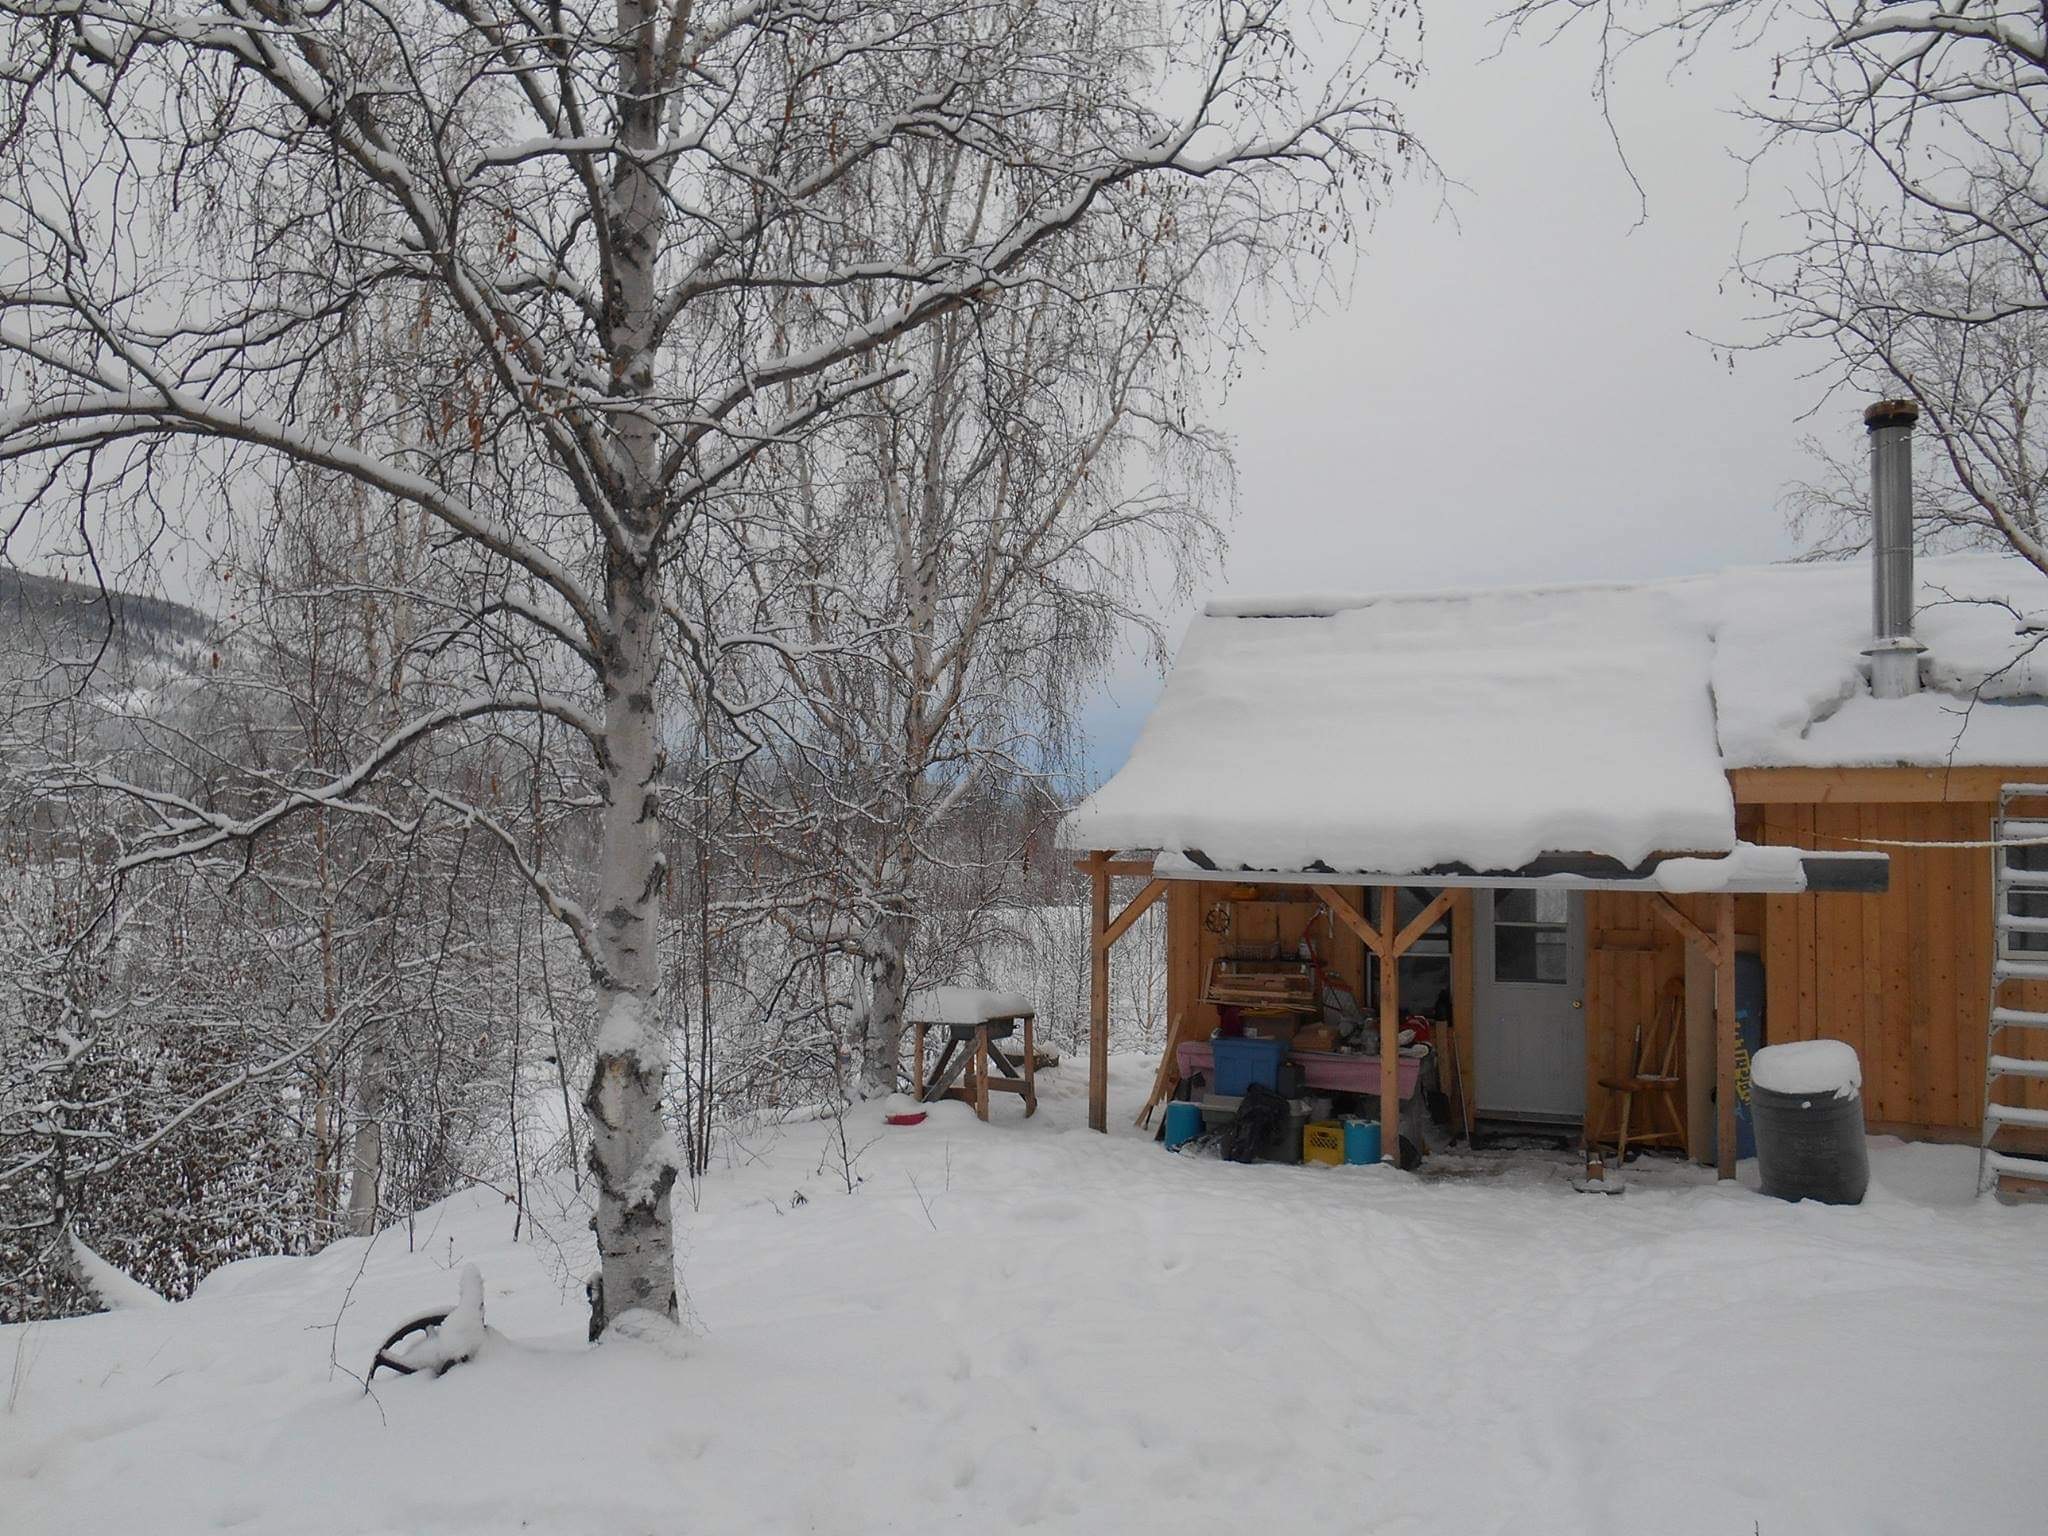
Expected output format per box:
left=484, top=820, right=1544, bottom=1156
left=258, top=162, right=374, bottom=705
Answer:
left=1751, top=1039, right=1862, bottom=1100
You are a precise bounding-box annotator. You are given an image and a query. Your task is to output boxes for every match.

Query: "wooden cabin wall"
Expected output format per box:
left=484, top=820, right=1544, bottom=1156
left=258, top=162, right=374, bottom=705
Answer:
left=1582, top=888, right=1762, bottom=1145
left=1751, top=800, right=2048, bottom=1138
left=1162, top=882, right=1370, bottom=1049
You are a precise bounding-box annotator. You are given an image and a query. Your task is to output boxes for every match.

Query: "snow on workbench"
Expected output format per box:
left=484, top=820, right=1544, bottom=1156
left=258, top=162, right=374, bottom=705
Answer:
left=1752, top=1039, right=1864, bottom=1099
left=904, top=986, right=1033, bottom=1023
left=1063, top=553, right=2048, bottom=872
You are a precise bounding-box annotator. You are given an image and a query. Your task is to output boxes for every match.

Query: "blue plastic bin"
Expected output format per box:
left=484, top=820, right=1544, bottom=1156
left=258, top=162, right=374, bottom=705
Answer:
left=1343, top=1116, right=1382, bottom=1165
left=1162, top=1100, right=1203, bottom=1150
left=1210, top=1037, right=1288, bottom=1095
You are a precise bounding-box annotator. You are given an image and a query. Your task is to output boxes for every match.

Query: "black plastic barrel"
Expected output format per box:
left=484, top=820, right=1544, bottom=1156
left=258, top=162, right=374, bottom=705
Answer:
left=1751, top=1081, right=1869, bottom=1205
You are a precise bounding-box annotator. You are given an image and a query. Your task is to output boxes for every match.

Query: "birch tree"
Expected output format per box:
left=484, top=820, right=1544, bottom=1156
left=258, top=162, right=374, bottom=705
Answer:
left=726, top=248, right=1229, bottom=1100
left=3, top=0, right=1424, bottom=1329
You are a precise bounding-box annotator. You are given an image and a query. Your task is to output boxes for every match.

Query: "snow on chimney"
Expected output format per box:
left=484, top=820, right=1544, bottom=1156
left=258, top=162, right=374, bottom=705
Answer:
left=1864, top=398, right=1923, bottom=699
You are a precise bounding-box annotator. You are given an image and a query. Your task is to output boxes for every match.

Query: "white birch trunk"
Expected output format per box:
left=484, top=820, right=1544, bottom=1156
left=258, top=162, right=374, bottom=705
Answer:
left=343, top=1040, right=385, bottom=1236
left=582, top=2, right=679, bottom=1330
left=583, top=562, right=676, bottom=1328
left=861, top=907, right=914, bottom=1100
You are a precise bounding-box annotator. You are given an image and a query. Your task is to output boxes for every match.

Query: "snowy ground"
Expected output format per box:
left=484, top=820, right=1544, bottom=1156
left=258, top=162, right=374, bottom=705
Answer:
left=6, top=1057, right=2046, bottom=1536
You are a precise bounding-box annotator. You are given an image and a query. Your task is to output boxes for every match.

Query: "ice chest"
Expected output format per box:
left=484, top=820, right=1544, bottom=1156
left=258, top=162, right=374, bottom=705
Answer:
left=1209, top=1036, right=1288, bottom=1095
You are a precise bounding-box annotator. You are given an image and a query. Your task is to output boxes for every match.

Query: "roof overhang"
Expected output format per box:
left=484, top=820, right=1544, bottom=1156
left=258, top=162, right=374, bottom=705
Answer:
left=1137, top=842, right=1888, bottom=895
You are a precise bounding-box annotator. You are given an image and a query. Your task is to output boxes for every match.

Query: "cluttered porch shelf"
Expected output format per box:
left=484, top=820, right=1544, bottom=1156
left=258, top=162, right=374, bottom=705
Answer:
left=1139, top=882, right=1465, bottom=1169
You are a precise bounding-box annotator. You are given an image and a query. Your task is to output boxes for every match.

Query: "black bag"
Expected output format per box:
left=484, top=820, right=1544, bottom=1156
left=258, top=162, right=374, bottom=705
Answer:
left=1222, top=1083, right=1290, bottom=1164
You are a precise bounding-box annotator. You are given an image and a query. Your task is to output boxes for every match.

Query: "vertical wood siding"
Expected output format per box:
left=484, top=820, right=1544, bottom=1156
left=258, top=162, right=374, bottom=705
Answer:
left=1750, top=800, right=2048, bottom=1137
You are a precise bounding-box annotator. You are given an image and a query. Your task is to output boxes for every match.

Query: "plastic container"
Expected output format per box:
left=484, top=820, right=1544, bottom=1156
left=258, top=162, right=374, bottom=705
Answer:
left=1262, top=1104, right=1308, bottom=1164
left=1303, top=1120, right=1345, bottom=1166
left=1163, top=1100, right=1203, bottom=1150
left=1199, top=1093, right=1243, bottom=1133
left=1343, top=1116, right=1383, bottom=1165
left=1209, top=1036, right=1289, bottom=1095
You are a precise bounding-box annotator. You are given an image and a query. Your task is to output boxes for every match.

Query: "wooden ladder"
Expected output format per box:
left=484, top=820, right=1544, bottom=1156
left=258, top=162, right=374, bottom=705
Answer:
left=1983, top=784, right=2048, bottom=1196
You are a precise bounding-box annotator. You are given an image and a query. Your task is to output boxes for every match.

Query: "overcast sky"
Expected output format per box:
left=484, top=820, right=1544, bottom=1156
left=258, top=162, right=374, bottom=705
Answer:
left=1081, top=6, right=1852, bottom=780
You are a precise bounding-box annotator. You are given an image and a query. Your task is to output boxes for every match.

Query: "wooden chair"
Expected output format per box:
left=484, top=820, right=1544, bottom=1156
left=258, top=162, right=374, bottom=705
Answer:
left=1594, top=977, right=1685, bottom=1162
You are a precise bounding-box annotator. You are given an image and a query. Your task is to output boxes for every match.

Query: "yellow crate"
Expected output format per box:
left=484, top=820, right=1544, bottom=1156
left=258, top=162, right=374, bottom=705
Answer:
left=1303, top=1120, right=1345, bottom=1167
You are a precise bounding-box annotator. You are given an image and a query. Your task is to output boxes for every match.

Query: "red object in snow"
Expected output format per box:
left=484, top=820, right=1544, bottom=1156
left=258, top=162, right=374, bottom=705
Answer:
left=885, top=1110, right=928, bottom=1126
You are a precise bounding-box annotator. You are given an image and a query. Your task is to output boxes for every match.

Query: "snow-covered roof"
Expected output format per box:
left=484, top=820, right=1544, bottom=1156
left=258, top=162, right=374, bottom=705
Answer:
left=1062, top=553, right=2048, bottom=875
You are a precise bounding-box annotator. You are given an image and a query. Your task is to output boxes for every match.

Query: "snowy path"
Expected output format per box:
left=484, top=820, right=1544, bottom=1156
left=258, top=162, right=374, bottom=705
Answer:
left=5, top=1058, right=2046, bottom=1535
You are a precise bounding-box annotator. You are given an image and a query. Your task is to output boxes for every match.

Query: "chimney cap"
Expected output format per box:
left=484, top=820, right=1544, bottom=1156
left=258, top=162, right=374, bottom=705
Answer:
left=1865, top=398, right=1920, bottom=432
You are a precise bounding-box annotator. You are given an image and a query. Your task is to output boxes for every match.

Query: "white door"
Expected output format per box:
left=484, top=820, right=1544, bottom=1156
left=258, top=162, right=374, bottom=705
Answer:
left=1473, top=889, right=1587, bottom=1122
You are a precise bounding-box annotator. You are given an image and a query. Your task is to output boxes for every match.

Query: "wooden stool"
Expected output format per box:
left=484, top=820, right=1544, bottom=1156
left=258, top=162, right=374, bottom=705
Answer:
left=913, top=1012, right=1037, bottom=1121
left=1594, top=977, right=1686, bottom=1161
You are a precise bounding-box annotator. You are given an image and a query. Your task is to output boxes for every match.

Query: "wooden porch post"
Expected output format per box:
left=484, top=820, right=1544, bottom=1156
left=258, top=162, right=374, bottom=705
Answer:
left=1378, top=884, right=1401, bottom=1164
left=1450, top=889, right=1475, bottom=1140
left=1088, top=851, right=1110, bottom=1133
left=1714, top=892, right=1738, bottom=1181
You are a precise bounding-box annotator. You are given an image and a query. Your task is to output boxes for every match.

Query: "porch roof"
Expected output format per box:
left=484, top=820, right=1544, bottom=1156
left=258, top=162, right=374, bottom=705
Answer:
left=1062, top=553, right=2048, bottom=876
left=1144, top=843, right=1890, bottom=895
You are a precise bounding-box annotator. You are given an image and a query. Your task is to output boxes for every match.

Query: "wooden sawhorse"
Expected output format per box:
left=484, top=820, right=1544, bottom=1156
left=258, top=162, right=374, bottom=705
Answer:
left=913, top=1012, right=1037, bottom=1121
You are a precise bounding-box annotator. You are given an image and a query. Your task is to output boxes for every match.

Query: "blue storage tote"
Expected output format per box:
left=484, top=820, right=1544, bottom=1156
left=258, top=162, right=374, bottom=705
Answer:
left=1210, top=1036, right=1288, bottom=1095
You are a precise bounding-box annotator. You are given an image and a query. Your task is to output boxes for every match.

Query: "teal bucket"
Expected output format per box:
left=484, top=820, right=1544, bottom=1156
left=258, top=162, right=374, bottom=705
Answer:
left=1343, top=1117, right=1382, bottom=1165
left=1163, top=1100, right=1203, bottom=1150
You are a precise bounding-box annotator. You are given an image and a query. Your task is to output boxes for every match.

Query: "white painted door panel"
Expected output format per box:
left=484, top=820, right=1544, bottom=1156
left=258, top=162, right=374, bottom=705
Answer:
left=1473, top=890, right=1587, bottom=1121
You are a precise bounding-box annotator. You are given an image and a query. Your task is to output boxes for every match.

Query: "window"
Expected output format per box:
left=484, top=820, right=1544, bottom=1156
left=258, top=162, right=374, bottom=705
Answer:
left=2007, top=843, right=2048, bottom=955
left=1494, top=889, right=1569, bottom=984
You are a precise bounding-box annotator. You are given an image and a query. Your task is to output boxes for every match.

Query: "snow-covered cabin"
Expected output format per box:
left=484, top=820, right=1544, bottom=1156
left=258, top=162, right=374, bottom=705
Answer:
left=1063, top=521, right=2048, bottom=1186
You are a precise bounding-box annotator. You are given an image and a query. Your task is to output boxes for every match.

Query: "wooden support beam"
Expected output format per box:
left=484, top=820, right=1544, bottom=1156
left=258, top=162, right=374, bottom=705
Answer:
left=1650, top=892, right=1723, bottom=967
left=1450, top=889, right=1475, bottom=1141
left=1088, top=854, right=1110, bottom=1133
left=1715, top=892, right=1738, bottom=1181
left=1098, top=878, right=1167, bottom=952
left=1069, top=857, right=1156, bottom=879
left=1379, top=885, right=1401, bottom=1165
left=1391, top=888, right=1457, bottom=958
left=1313, top=883, right=1385, bottom=957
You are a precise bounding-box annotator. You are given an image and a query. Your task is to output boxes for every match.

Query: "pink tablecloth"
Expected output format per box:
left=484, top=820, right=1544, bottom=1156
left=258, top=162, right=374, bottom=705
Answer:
left=1176, top=1042, right=1421, bottom=1099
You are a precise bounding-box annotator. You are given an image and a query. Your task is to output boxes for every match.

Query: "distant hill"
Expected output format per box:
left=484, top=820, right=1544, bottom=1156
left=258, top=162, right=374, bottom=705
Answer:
left=0, top=567, right=212, bottom=667
left=0, top=568, right=216, bottom=718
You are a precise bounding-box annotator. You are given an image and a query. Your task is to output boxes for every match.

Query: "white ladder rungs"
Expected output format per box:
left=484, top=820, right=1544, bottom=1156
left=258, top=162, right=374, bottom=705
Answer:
left=1986, top=1101, right=2048, bottom=1131
left=1985, top=1149, right=2048, bottom=1188
left=1988, top=1054, right=2048, bottom=1079
left=1992, top=1005, right=2048, bottom=1030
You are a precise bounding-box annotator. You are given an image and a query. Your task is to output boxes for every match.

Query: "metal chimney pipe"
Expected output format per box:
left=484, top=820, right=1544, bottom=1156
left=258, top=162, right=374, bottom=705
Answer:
left=1864, top=398, right=1923, bottom=699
